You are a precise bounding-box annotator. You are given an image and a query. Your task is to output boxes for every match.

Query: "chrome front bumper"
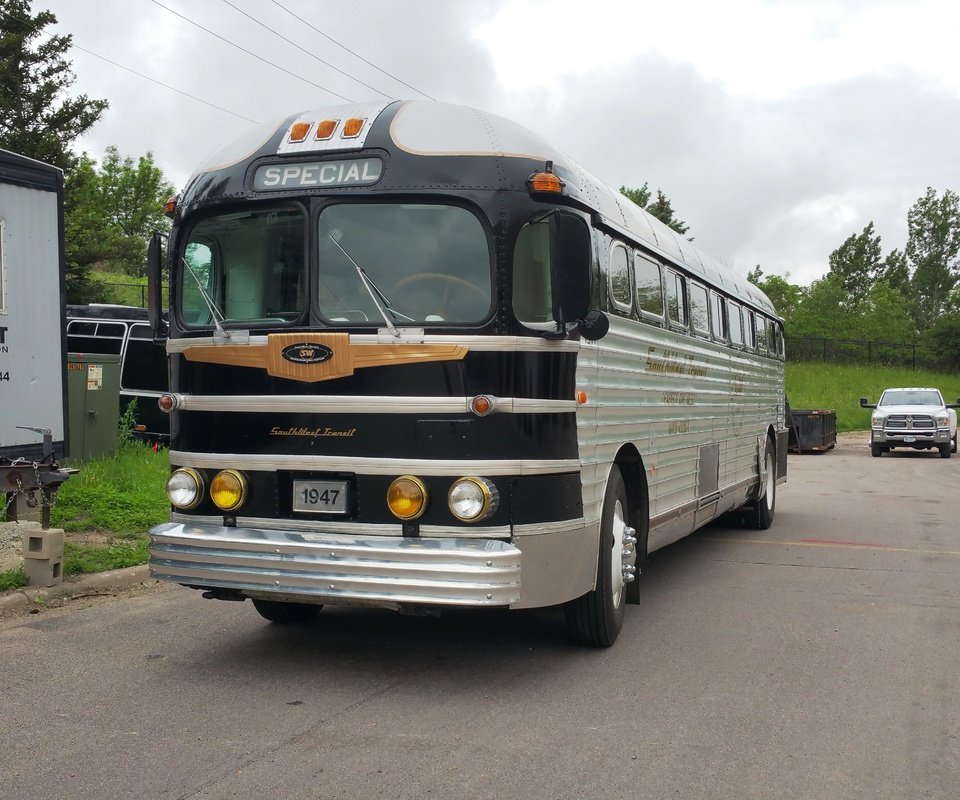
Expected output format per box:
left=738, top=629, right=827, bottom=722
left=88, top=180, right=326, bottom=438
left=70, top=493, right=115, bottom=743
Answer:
left=149, top=522, right=522, bottom=607
left=873, top=428, right=950, bottom=445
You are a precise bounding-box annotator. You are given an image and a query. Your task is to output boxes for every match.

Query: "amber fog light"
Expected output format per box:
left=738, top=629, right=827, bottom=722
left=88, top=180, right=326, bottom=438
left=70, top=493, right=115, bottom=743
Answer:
left=448, top=477, right=499, bottom=522
left=167, top=468, right=204, bottom=510
left=387, top=476, right=427, bottom=520
left=210, top=470, right=248, bottom=512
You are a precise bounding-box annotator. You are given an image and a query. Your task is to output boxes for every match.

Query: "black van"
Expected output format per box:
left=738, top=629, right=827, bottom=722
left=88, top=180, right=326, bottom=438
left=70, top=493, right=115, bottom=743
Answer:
left=66, top=304, right=169, bottom=443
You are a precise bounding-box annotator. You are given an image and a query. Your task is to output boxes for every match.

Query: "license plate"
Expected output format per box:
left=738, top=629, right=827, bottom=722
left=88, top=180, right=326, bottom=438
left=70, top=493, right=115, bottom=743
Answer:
left=904, top=436, right=916, bottom=443
left=293, top=480, right=348, bottom=514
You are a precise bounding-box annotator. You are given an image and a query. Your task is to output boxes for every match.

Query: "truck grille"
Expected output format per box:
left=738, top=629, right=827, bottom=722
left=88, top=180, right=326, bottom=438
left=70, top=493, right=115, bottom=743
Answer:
left=885, top=415, right=934, bottom=429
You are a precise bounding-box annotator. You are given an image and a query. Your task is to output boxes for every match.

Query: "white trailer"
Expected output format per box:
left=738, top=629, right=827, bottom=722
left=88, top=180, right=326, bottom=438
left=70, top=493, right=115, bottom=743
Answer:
left=0, top=149, right=70, bottom=524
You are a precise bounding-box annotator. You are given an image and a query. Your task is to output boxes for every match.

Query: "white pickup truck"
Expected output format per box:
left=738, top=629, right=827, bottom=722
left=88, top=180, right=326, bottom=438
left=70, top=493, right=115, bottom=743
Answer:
left=860, top=387, right=959, bottom=459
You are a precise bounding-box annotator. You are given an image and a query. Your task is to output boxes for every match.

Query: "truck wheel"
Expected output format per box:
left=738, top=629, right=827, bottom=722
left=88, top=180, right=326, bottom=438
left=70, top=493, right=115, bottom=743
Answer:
left=748, top=438, right=776, bottom=529
left=564, top=466, right=634, bottom=648
left=871, top=444, right=882, bottom=457
left=252, top=598, right=322, bottom=623
left=939, top=444, right=952, bottom=459
left=952, top=434, right=957, bottom=454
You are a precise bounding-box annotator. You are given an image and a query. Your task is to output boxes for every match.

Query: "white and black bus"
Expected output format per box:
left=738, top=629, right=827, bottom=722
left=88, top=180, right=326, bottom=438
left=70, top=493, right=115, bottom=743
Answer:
left=146, top=100, right=787, bottom=646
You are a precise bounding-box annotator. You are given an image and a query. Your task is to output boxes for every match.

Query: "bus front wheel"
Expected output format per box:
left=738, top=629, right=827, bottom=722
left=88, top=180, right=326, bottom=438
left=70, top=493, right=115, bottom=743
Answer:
left=564, top=466, right=634, bottom=648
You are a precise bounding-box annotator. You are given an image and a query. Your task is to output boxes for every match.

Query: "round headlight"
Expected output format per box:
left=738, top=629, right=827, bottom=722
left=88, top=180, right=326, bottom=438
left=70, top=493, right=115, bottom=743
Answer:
left=448, top=477, right=499, bottom=522
left=167, top=468, right=203, bottom=510
left=210, top=469, right=247, bottom=512
left=387, top=476, right=428, bottom=521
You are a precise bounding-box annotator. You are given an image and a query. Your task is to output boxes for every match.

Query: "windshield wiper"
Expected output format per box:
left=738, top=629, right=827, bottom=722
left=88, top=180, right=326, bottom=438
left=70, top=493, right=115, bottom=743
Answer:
left=328, top=230, right=414, bottom=337
left=182, top=258, right=230, bottom=339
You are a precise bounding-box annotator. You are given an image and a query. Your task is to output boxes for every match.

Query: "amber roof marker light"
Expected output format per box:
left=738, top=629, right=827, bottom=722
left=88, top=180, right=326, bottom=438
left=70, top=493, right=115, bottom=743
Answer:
left=529, top=160, right=564, bottom=194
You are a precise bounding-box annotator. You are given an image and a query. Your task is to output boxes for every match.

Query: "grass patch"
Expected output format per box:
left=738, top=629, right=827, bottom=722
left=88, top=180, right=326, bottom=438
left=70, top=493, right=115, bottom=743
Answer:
left=786, top=362, right=960, bottom=432
left=64, top=537, right=149, bottom=575
left=0, top=566, right=26, bottom=592
left=52, top=441, right=169, bottom=533
left=0, top=440, right=165, bottom=592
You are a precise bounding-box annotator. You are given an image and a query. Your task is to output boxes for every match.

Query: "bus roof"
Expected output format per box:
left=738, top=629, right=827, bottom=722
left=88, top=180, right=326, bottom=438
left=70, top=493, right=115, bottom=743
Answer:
left=184, top=100, right=777, bottom=318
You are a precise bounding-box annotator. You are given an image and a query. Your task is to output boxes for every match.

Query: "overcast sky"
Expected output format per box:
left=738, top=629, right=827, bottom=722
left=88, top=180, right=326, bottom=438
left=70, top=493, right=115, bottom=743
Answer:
left=34, top=0, right=960, bottom=285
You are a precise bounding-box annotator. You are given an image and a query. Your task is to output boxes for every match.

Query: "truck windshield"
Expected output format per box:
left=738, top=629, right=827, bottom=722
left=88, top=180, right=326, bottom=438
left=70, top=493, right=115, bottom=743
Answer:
left=880, top=390, right=941, bottom=406
left=317, top=203, right=492, bottom=325
left=180, top=205, right=305, bottom=327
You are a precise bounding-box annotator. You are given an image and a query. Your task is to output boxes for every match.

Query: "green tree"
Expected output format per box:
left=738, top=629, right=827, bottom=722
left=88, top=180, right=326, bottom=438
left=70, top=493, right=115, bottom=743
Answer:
left=64, top=147, right=174, bottom=290
left=0, top=0, right=108, bottom=171
left=746, top=266, right=805, bottom=324
left=790, top=275, right=914, bottom=343
left=877, top=248, right=910, bottom=295
left=906, top=187, right=960, bottom=331
left=827, top=222, right=883, bottom=308
left=620, top=183, right=691, bottom=237
left=925, top=314, right=960, bottom=368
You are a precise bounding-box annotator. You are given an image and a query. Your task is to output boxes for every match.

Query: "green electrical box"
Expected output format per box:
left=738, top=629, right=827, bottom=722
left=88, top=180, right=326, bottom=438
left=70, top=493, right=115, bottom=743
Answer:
left=67, top=353, right=121, bottom=461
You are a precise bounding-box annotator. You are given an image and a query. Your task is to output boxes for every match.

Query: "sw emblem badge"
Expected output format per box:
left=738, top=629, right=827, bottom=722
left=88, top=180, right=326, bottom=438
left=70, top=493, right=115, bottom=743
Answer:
left=281, top=342, right=334, bottom=364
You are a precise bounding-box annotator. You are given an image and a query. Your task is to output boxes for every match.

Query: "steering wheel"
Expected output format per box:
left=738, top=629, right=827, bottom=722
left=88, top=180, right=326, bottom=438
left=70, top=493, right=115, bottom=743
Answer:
left=392, top=273, right=488, bottom=318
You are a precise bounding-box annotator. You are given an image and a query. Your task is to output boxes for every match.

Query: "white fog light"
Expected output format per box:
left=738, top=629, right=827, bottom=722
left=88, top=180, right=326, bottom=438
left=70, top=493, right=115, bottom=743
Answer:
left=448, top=477, right=499, bottom=522
left=167, top=468, right=203, bottom=510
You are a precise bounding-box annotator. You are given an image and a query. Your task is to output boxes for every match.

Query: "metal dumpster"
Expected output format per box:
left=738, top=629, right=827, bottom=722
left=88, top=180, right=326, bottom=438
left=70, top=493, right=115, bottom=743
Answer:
left=788, top=409, right=837, bottom=453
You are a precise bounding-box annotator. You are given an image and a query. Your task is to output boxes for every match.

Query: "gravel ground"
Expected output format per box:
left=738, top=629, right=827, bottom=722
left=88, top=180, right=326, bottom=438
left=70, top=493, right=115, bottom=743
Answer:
left=0, top=520, right=41, bottom=572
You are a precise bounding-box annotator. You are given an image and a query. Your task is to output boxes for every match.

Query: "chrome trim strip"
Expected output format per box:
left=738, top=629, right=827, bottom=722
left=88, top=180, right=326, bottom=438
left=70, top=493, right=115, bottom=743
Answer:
left=167, top=393, right=576, bottom=415
left=169, top=451, right=580, bottom=476
left=169, top=512, right=512, bottom=539
left=511, top=518, right=587, bottom=536
left=149, top=522, right=522, bottom=606
left=171, top=512, right=402, bottom=536
left=167, top=334, right=580, bottom=354
left=418, top=524, right=512, bottom=538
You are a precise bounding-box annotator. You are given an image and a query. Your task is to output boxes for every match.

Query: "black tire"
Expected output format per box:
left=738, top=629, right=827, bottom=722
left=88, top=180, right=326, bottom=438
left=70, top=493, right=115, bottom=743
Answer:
left=252, top=598, right=322, bottom=624
left=939, top=444, right=951, bottom=459
left=952, top=434, right=957, bottom=454
left=871, top=444, right=882, bottom=457
left=748, top=438, right=776, bottom=530
left=564, top=466, right=634, bottom=648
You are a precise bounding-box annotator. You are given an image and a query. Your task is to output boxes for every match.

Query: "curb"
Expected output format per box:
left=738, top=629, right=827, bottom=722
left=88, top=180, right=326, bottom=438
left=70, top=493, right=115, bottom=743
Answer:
left=0, top=564, right=154, bottom=615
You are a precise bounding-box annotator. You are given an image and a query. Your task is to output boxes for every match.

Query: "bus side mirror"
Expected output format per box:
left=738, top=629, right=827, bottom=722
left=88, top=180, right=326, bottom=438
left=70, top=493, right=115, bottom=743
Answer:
left=147, top=231, right=168, bottom=342
left=551, top=213, right=604, bottom=338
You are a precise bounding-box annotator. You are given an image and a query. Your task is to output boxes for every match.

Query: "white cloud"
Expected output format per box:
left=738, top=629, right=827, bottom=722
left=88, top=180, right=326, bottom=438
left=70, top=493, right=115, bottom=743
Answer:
left=31, top=0, right=960, bottom=291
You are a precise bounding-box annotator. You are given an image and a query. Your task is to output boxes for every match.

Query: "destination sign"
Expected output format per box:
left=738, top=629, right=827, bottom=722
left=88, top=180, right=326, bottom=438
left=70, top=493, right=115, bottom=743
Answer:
left=253, top=158, right=383, bottom=191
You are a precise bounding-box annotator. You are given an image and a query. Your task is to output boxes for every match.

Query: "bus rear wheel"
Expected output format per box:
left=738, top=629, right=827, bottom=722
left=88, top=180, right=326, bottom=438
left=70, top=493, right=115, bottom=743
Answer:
left=748, top=438, right=776, bottom=530
left=564, top=466, right=635, bottom=648
left=252, top=598, right=322, bottom=624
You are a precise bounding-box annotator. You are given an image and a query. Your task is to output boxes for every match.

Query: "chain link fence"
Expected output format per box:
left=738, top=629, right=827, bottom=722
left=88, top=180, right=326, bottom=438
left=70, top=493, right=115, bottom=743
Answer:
left=786, top=336, right=946, bottom=370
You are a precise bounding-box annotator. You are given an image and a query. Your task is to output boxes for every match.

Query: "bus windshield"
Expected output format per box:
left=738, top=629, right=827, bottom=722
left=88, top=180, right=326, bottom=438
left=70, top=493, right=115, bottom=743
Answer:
left=180, top=205, right=306, bottom=327
left=317, top=203, right=492, bottom=325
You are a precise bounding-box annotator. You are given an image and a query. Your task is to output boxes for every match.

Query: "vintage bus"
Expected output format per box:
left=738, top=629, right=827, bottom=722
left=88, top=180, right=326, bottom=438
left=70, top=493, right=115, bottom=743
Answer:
left=146, top=100, right=787, bottom=647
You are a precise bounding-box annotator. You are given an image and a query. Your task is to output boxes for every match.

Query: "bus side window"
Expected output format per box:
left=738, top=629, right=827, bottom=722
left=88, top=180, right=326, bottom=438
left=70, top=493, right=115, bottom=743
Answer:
left=512, top=220, right=553, bottom=327
left=744, top=309, right=757, bottom=350
left=689, top=282, right=709, bottom=336
left=608, top=243, right=632, bottom=315
left=665, top=270, right=686, bottom=329
left=728, top=302, right=744, bottom=347
left=67, top=321, right=125, bottom=355
left=634, top=252, right=663, bottom=323
left=769, top=319, right=784, bottom=359
left=756, top=315, right=769, bottom=355
left=710, top=291, right=727, bottom=341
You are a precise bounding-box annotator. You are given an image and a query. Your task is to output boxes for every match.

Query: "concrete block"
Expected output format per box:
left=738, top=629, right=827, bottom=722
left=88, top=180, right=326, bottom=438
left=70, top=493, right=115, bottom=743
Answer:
left=25, top=556, right=63, bottom=587
left=22, top=528, right=65, bottom=561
